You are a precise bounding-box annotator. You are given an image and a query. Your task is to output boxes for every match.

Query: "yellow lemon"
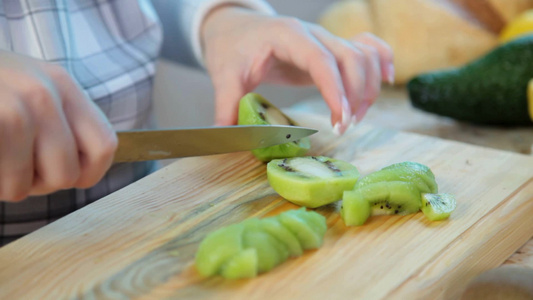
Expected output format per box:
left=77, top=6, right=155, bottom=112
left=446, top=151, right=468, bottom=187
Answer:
left=500, top=10, right=533, bottom=43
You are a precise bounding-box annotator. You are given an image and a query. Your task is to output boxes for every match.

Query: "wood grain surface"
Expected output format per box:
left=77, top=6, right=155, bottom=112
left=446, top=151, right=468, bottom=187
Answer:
left=0, top=112, right=531, bottom=300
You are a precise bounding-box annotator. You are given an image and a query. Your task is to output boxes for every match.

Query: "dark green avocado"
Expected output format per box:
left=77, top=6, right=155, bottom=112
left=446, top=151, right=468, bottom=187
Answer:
left=408, top=35, right=533, bottom=126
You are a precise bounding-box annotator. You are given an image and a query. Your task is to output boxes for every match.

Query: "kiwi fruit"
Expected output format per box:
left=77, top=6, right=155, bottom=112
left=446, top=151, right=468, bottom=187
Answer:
left=359, top=181, right=422, bottom=215
left=195, top=223, right=245, bottom=277
left=267, top=156, right=360, bottom=208
left=238, top=93, right=310, bottom=162
left=421, top=193, right=456, bottom=221
left=340, top=190, right=371, bottom=226
left=340, top=182, right=422, bottom=226
left=381, top=162, right=438, bottom=193
left=220, top=248, right=258, bottom=279
left=355, top=168, right=434, bottom=194
left=195, top=208, right=327, bottom=279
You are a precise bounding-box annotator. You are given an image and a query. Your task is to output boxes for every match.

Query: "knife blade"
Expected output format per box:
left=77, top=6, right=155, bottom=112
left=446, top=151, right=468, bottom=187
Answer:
left=113, top=125, right=318, bottom=163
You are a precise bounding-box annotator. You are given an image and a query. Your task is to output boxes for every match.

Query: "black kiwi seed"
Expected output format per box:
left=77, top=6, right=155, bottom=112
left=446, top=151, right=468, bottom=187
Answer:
left=380, top=206, right=383, bottom=209
left=278, top=163, right=296, bottom=173
left=394, top=210, right=399, bottom=214
left=286, top=134, right=291, bottom=139
left=260, top=102, right=269, bottom=109
left=398, top=205, right=402, bottom=209
left=324, top=160, right=342, bottom=173
left=311, top=156, right=318, bottom=160
left=259, top=112, right=266, bottom=120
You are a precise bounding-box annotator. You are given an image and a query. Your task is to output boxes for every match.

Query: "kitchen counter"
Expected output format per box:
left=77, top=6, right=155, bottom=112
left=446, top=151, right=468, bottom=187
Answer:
left=291, top=87, right=533, bottom=269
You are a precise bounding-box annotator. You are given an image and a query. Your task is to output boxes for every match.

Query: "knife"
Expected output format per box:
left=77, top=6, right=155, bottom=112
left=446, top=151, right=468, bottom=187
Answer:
left=113, top=125, right=318, bottom=163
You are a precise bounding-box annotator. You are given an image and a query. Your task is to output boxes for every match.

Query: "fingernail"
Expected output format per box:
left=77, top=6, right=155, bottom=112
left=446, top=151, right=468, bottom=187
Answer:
left=332, top=122, right=342, bottom=136
left=387, top=63, right=395, bottom=85
left=341, top=96, right=351, bottom=127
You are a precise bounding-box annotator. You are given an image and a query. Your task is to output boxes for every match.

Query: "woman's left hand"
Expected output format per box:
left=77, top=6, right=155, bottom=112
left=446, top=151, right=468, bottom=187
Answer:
left=201, top=6, right=394, bottom=135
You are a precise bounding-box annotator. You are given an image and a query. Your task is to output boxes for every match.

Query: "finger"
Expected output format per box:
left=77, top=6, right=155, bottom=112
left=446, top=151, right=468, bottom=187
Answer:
left=53, top=68, right=117, bottom=189
left=212, top=68, right=247, bottom=126
left=352, top=41, right=381, bottom=121
left=352, top=33, right=395, bottom=84
left=271, top=19, right=350, bottom=134
left=0, top=92, right=35, bottom=202
left=27, top=81, right=81, bottom=195
left=309, top=25, right=367, bottom=120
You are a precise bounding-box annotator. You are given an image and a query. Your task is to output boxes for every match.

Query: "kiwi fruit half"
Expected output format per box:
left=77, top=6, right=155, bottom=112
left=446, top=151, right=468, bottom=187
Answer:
left=421, top=193, right=456, bottom=221
left=238, top=93, right=311, bottom=162
left=267, top=156, right=360, bottom=208
left=195, top=208, right=327, bottom=279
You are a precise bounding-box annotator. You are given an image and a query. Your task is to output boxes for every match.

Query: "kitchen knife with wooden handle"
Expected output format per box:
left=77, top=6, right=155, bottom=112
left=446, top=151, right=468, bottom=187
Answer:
left=113, top=125, right=318, bottom=163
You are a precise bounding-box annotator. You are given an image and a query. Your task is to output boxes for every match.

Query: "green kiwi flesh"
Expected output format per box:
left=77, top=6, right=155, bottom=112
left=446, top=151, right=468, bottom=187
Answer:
left=340, top=190, right=371, bottom=226
left=267, top=156, right=360, bottom=208
left=195, top=223, right=245, bottom=277
left=237, top=93, right=310, bottom=162
left=355, top=167, right=435, bottom=194
left=195, top=208, right=326, bottom=279
left=221, top=248, right=258, bottom=279
left=355, top=181, right=422, bottom=216
left=381, top=162, right=438, bottom=193
left=421, top=193, right=457, bottom=221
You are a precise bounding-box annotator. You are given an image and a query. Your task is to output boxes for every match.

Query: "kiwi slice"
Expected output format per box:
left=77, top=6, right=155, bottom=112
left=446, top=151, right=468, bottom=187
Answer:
left=195, top=208, right=327, bottom=279
left=421, top=193, right=457, bottom=221
left=381, top=162, right=438, bottom=193
left=354, top=181, right=422, bottom=217
left=267, top=156, right=360, bottom=208
left=238, top=93, right=310, bottom=162
left=195, top=223, right=245, bottom=277
left=221, top=248, right=258, bottom=279
left=340, top=190, right=371, bottom=226
left=355, top=167, right=435, bottom=194
left=278, top=212, right=323, bottom=250
left=260, top=217, right=303, bottom=257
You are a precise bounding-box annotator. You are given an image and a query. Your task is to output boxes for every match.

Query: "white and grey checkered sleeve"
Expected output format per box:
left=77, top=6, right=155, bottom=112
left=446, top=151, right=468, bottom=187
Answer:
left=151, top=0, right=276, bottom=68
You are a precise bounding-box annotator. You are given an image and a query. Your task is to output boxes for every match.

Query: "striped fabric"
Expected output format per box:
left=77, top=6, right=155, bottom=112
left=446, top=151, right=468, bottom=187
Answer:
left=0, top=0, right=275, bottom=246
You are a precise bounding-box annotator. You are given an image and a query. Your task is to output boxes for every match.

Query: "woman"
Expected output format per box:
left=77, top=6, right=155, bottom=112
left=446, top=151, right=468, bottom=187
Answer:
left=0, top=0, right=393, bottom=245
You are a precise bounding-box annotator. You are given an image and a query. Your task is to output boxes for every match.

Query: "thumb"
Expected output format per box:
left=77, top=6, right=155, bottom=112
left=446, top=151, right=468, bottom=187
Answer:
left=213, top=74, right=247, bottom=126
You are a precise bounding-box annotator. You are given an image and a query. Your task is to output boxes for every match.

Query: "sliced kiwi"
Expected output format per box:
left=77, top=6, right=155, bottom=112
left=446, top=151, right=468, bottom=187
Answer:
left=293, top=208, right=328, bottom=237
left=358, top=181, right=422, bottom=216
left=220, top=248, right=258, bottom=279
left=267, top=156, right=360, bottom=208
left=238, top=93, right=310, bottom=162
left=260, top=217, right=303, bottom=257
left=421, top=193, right=456, bottom=221
left=195, top=223, right=245, bottom=277
left=195, top=208, right=327, bottom=279
left=278, top=211, right=323, bottom=250
left=381, top=162, right=438, bottom=193
left=242, top=224, right=285, bottom=273
left=340, top=190, right=371, bottom=226
left=355, top=167, right=435, bottom=194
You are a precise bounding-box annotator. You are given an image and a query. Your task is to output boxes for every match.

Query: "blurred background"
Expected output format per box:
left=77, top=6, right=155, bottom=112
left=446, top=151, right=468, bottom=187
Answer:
left=153, top=0, right=533, bottom=155
left=153, top=0, right=333, bottom=128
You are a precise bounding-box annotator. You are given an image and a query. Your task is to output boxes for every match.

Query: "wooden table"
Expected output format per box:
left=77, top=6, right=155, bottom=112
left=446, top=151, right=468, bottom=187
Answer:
left=0, top=104, right=531, bottom=299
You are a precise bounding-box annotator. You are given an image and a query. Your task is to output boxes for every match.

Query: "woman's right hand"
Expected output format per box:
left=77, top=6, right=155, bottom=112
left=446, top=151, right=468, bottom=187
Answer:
left=0, top=51, right=118, bottom=202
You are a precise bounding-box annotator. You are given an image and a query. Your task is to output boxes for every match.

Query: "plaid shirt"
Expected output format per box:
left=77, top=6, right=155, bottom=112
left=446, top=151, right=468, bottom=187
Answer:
left=0, top=0, right=274, bottom=245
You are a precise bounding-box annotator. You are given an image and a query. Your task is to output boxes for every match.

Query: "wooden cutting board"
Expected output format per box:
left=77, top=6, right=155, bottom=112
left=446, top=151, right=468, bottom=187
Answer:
left=0, top=112, right=532, bottom=300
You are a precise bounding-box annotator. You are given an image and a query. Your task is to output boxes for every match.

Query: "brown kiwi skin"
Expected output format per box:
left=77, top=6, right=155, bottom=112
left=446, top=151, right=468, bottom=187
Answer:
left=460, top=265, right=533, bottom=300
